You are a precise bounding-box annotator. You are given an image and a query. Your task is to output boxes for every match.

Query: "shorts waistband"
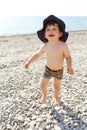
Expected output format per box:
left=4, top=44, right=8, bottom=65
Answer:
left=46, top=65, right=63, bottom=72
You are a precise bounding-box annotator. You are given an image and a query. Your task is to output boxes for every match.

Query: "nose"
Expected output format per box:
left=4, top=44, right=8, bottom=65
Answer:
left=49, top=29, right=54, bottom=34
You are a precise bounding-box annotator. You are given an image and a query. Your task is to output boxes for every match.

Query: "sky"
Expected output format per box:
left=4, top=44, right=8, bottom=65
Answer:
left=0, top=0, right=87, bottom=16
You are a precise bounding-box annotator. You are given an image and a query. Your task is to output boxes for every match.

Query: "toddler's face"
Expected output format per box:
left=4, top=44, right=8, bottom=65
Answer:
left=44, top=23, right=63, bottom=42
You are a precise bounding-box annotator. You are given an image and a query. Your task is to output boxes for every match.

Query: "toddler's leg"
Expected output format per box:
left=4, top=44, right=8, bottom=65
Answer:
left=40, top=77, right=50, bottom=104
left=53, top=78, right=61, bottom=105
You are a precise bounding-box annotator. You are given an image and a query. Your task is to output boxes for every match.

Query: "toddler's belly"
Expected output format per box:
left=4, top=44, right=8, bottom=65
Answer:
left=47, top=62, right=63, bottom=70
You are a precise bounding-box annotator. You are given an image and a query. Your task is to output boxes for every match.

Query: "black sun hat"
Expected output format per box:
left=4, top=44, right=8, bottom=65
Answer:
left=37, top=15, right=69, bottom=43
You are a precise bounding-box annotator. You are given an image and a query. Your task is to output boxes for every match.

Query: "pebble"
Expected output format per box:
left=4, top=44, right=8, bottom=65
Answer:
left=0, top=32, right=87, bottom=130
left=54, top=125, right=61, bottom=130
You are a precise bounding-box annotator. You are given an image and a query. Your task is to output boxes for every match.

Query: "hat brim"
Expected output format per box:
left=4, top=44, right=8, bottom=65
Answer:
left=37, top=29, right=69, bottom=43
left=37, top=15, right=69, bottom=43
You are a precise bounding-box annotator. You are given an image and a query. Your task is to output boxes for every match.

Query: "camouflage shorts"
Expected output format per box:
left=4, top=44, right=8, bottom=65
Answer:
left=43, top=66, right=63, bottom=80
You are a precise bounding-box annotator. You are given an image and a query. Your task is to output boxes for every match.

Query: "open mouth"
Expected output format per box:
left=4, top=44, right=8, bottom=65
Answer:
left=49, top=34, right=54, bottom=37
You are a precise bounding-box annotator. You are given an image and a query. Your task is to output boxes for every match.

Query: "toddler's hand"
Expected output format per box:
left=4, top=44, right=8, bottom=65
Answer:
left=24, top=63, right=29, bottom=69
left=67, top=68, right=74, bottom=75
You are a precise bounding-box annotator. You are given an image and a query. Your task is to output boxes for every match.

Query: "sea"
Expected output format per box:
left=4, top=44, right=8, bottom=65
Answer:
left=0, top=16, right=87, bottom=36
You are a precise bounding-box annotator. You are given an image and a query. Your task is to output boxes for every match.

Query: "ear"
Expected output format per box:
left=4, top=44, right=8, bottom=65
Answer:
left=59, top=32, right=63, bottom=38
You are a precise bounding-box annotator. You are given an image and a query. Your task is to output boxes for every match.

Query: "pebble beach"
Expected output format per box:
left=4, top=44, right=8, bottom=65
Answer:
left=0, top=31, right=87, bottom=130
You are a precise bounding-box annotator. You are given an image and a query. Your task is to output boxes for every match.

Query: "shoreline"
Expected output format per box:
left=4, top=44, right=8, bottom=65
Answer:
left=0, top=30, right=87, bottom=38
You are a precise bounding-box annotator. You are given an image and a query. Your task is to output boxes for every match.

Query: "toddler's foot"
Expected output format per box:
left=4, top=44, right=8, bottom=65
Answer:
left=51, top=98, right=61, bottom=106
left=40, top=96, right=46, bottom=104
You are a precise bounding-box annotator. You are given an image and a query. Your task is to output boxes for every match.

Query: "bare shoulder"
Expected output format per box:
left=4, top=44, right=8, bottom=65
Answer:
left=37, top=44, right=46, bottom=55
left=39, top=44, right=46, bottom=51
left=60, top=42, right=69, bottom=49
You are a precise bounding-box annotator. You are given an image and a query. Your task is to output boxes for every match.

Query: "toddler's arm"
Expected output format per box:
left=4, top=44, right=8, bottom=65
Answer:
left=65, top=56, right=74, bottom=75
left=24, top=45, right=45, bottom=69
left=63, top=44, right=74, bottom=75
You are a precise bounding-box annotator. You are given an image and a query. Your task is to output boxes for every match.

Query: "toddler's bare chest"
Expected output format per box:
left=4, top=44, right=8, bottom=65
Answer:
left=46, top=47, right=62, bottom=55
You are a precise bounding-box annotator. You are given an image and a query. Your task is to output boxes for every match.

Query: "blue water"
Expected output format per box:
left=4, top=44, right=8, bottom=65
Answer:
left=0, top=16, right=87, bottom=36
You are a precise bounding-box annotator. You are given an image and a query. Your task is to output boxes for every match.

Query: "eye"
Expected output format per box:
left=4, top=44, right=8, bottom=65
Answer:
left=53, top=28, right=56, bottom=31
left=46, top=28, right=50, bottom=31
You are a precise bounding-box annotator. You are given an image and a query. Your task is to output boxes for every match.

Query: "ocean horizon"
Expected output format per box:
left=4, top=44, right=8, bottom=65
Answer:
left=0, top=16, right=87, bottom=36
